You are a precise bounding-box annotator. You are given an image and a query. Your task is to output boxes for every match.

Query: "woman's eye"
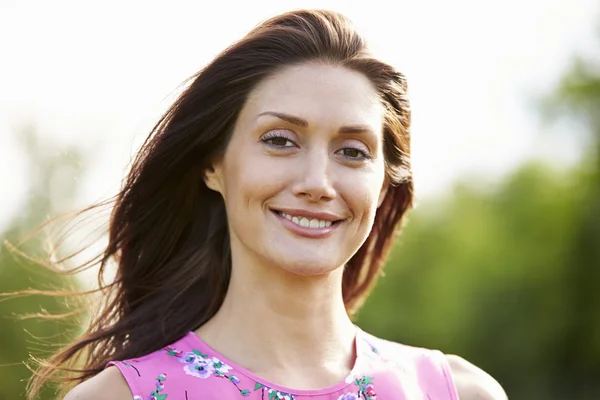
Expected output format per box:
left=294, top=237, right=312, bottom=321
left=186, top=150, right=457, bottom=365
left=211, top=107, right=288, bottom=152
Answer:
left=339, top=148, right=369, bottom=160
left=263, top=136, right=295, bottom=147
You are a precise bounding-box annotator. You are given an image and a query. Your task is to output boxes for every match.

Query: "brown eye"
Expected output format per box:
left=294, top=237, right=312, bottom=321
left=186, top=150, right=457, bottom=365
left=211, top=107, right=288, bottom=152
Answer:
left=342, top=148, right=362, bottom=158
left=269, top=137, right=293, bottom=147
left=338, top=147, right=369, bottom=160
left=262, top=134, right=296, bottom=148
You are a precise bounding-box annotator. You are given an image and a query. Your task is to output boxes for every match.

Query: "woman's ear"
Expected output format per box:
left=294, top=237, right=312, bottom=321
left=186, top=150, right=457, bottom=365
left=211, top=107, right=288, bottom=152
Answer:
left=203, top=162, right=225, bottom=196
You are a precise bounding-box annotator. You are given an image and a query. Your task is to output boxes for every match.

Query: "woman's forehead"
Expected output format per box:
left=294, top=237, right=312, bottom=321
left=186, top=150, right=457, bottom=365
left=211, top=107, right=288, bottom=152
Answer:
left=240, top=63, right=384, bottom=132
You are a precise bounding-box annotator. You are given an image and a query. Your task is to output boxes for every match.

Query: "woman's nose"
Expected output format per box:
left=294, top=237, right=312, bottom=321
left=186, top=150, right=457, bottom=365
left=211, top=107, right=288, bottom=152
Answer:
left=291, top=149, right=336, bottom=202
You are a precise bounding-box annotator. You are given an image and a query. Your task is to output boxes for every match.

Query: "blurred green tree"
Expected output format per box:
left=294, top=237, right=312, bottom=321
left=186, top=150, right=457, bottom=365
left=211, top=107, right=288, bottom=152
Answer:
left=0, top=126, right=84, bottom=399
left=546, top=46, right=600, bottom=399
left=357, top=25, right=600, bottom=400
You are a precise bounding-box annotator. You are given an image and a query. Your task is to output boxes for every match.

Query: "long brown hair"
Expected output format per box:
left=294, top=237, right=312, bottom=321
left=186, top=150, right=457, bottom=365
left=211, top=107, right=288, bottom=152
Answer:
left=25, top=9, right=413, bottom=398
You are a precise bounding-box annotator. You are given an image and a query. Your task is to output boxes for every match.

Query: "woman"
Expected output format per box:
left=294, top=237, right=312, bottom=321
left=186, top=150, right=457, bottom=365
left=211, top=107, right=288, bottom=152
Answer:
left=32, top=9, right=506, bottom=400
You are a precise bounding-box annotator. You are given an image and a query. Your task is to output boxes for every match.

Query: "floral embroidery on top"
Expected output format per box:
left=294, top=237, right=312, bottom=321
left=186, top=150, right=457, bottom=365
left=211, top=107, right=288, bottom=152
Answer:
left=162, top=343, right=380, bottom=400
left=367, top=341, right=379, bottom=354
left=164, top=346, right=296, bottom=398
left=254, top=382, right=294, bottom=400
left=112, top=331, right=450, bottom=400
left=122, top=361, right=141, bottom=377
left=165, top=346, right=251, bottom=397
left=149, top=373, right=168, bottom=400
left=338, top=375, right=376, bottom=400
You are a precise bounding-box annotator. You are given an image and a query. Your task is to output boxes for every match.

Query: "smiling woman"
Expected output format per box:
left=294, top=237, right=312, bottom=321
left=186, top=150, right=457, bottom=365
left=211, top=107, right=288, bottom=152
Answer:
left=203, top=63, right=389, bottom=279
left=27, top=9, right=505, bottom=400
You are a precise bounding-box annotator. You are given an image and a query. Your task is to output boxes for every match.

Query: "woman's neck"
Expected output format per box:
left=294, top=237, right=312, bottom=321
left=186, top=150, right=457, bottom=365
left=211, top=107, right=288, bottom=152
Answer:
left=195, top=257, right=357, bottom=389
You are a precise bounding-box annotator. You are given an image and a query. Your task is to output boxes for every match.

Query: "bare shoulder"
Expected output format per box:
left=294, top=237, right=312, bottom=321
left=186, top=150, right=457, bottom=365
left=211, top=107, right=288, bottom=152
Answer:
left=445, top=354, right=508, bottom=400
left=63, top=366, right=132, bottom=400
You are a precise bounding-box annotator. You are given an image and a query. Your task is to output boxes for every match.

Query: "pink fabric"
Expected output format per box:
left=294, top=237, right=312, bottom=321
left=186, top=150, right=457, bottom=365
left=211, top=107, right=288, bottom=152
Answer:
left=107, top=328, right=459, bottom=400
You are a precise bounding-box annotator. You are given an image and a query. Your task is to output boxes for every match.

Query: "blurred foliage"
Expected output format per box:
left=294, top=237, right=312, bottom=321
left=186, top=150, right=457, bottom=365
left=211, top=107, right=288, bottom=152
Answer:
left=358, top=32, right=600, bottom=399
left=0, top=127, right=83, bottom=399
left=358, top=162, right=599, bottom=399
left=1, top=27, right=599, bottom=400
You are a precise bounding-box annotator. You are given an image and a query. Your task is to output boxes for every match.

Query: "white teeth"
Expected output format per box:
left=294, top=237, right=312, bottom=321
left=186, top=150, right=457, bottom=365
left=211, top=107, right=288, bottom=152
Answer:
left=278, top=212, right=334, bottom=229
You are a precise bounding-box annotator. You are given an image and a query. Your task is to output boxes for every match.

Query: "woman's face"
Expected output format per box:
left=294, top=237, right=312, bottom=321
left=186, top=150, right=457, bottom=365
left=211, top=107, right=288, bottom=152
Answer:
left=205, top=62, right=387, bottom=276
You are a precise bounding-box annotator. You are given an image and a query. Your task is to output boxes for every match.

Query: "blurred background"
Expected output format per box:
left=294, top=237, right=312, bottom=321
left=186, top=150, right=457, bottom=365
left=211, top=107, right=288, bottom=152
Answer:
left=1, top=0, right=599, bottom=398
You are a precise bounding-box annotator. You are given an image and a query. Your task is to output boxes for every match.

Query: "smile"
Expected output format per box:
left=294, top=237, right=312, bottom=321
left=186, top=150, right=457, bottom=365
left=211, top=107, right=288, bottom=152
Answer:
left=275, top=211, right=333, bottom=228
left=270, top=208, right=344, bottom=238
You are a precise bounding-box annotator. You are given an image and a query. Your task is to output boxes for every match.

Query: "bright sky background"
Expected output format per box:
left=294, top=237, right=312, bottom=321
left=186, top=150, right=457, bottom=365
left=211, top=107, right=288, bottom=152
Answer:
left=0, top=0, right=598, bottom=232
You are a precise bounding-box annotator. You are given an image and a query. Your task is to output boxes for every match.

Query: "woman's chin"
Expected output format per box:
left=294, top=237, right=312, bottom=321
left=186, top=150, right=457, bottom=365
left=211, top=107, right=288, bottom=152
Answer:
left=275, top=257, right=344, bottom=277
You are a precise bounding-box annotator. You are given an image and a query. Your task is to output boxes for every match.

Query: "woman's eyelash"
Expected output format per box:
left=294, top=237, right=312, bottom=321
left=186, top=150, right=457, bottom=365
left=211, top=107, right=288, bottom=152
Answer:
left=261, top=132, right=371, bottom=160
left=261, top=132, right=297, bottom=148
left=338, top=146, right=371, bottom=160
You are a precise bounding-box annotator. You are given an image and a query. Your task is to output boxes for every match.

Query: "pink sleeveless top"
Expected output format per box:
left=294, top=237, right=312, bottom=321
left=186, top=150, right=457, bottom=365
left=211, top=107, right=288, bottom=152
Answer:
left=107, top=328, right=459, bottom=400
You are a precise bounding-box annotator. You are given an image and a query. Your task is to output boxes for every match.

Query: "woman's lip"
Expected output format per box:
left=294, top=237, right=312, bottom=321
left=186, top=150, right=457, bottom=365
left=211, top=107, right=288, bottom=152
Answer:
left=271, top=210, right=340, bottom=238
left=269, top=207, right=344, bottom=222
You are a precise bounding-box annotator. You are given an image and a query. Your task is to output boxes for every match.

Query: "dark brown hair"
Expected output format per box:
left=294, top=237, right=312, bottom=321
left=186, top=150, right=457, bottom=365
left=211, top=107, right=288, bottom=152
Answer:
left=26, top=8, right=413, bottom=398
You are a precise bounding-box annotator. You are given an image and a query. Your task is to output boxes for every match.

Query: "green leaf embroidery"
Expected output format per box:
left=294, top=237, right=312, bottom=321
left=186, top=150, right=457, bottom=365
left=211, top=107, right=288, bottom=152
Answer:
left=192, top=349, right=207, bottom=358
left=165, top=346, right=288, bottom=398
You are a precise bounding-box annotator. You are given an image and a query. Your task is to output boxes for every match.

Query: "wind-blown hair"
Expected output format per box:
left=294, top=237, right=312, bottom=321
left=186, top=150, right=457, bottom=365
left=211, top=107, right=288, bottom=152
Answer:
left=26, top=9, right=413, bottom=398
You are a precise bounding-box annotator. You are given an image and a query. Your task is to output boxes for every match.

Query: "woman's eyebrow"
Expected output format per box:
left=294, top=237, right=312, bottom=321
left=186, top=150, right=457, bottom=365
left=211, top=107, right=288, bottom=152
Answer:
left=257, top=111, right=308, bottom=127
left=338, top=124, right=376, bottom=136
left=256, top=111, right=376, bottom=136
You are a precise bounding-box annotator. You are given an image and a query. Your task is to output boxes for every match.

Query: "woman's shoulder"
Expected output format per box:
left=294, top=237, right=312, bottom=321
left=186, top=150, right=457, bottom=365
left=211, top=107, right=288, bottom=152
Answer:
left=359, top=330, right=507, bottom=400
left=63, top=366, right=131, bottom=400
left=445, top=354, right=508, bottom=400
left=358, top=330, right=446, bottom=367
left=65, top=332, right=206, bottom=400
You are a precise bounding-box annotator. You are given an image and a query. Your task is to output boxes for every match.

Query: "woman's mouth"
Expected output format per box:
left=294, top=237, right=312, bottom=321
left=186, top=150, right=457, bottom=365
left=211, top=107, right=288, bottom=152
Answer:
left=274, top=210, right=334, bottom=228
left=270, top=209, right=343, bottom=238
